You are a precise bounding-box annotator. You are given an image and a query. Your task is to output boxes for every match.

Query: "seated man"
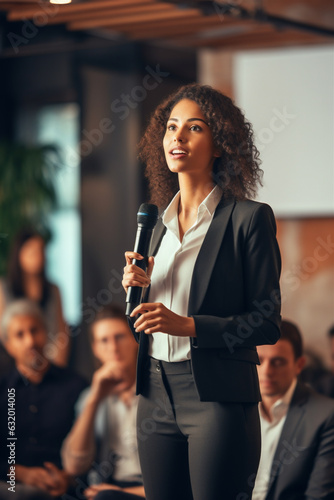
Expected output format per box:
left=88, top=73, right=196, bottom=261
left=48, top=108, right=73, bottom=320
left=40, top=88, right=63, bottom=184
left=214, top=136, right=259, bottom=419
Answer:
left=62, top=304, right=145, bottom=500
left=253, top=319, right=334, bottom=500
left=0, top=299, right=87, bottom=499
left=330, top=325, right=334, bottom=373
left=315, top=325, right=334, bottom=398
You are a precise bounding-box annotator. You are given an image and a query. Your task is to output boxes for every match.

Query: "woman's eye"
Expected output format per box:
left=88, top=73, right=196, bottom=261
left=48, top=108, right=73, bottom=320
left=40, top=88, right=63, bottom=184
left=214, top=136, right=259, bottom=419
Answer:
left=190, top=125, right=201, bottom=131
left=167, top=124, right=176, bottom=131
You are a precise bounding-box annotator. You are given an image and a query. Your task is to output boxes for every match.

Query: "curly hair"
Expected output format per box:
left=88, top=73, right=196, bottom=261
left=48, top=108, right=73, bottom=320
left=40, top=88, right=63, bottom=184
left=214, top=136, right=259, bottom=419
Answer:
left=138, top=83, right=263, bottom=207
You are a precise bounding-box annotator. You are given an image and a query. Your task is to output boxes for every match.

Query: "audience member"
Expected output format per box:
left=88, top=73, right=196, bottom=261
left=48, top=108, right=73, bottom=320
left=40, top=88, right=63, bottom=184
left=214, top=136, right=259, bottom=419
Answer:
left=62, top=304, right=145, bottom=500
left=0, top=299, right=87, bottom=499
left=252, top=319, right=334, bottom=499
left=0, top=227, right=69, bottom=371
left=313, top=325, right=334, bottom=398
left=300, top=347, right=334, bottom=398
left=329, top=325, right=334, bottom=374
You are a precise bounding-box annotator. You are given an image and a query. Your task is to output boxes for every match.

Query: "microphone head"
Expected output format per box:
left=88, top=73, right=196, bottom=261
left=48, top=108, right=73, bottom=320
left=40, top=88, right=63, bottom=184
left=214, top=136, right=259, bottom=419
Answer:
left=137, top=203, right=158, bottom=229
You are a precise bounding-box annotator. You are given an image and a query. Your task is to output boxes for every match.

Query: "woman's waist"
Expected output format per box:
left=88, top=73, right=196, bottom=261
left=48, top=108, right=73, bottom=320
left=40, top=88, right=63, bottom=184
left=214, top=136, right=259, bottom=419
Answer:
left=149, top=356, right=192, bottom=375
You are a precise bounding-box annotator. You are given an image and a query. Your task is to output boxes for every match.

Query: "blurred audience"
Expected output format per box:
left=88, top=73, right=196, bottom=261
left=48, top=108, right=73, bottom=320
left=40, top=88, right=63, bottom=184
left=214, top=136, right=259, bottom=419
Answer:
left=299, top=325, right=334, bottom=399
left=62, top=303, right=145, bottom=500
left=0, top=227, right=69, bottom=373
left=313, top=325, right=334, bottom=398
left=253, top=319, right=334, bottom=499
left=0, top=299, right=87, bottom=499
left=329, top=325, right=334, bottom=374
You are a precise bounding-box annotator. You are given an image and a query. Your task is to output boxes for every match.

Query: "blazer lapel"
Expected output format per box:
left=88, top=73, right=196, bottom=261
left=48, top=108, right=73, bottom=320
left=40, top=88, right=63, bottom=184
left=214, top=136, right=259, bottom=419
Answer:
left=188, top=197, right=235, bottom=315
left=266, top=382, right=309, bottom=497
left=150, top=216, right=166, bottom=257
left=140, top=217, right=166, bottom=307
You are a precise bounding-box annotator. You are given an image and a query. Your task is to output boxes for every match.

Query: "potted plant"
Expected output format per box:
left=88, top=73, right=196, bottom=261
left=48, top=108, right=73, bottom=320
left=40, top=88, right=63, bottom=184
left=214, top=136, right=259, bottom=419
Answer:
left=0, top=141, right=60, bottom=275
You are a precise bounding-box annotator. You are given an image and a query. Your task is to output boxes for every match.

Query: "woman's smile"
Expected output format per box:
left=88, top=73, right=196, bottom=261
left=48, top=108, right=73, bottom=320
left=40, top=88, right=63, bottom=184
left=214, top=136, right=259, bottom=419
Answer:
left=168, top=146, right=188, bottom=160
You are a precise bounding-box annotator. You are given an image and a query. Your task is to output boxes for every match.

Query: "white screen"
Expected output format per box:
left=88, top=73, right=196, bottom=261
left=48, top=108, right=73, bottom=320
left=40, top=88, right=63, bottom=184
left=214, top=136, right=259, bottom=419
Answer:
left=234, top=45, right=334, bottom=216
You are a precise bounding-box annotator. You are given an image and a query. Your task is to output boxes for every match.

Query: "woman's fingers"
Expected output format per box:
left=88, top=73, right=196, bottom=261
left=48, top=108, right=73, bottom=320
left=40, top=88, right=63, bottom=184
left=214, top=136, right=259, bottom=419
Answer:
left=130, top=302, right=156, bottom=317
left=124, top=251, right=143, bottom=265
left=129, top=303, right=195, bottom=337
left=122, top=268, right=151, bottom=288
left=122, top=252, right=154, bottom=293
left=136, top=318, right=160, bottom=334
left=131, top=303, right=163, bottom=333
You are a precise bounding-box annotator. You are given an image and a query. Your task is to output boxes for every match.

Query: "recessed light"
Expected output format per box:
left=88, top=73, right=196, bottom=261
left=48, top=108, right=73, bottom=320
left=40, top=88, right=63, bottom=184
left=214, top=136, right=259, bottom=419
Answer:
left=50, top=0, right=72, bottom=4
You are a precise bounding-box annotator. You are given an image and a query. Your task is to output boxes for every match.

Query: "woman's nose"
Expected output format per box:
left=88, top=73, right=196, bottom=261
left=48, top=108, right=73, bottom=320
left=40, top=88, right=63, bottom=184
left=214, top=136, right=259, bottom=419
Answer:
left=174, top=128, right=185, bottom=142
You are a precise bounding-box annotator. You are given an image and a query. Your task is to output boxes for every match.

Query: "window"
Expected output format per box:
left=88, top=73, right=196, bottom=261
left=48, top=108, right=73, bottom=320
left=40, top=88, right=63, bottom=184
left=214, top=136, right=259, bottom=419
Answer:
left=16, top=103, right=82, bottom=325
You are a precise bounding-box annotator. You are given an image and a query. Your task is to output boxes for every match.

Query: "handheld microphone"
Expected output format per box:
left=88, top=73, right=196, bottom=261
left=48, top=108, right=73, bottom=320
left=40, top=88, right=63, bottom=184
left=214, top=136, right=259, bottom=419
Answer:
left=125, top=203, right=158, bottom=319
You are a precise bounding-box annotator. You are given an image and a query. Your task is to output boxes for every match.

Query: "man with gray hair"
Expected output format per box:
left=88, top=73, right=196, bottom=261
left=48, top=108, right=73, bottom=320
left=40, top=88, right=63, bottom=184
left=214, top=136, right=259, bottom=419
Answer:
left=0, top=299, right=87, bottom=499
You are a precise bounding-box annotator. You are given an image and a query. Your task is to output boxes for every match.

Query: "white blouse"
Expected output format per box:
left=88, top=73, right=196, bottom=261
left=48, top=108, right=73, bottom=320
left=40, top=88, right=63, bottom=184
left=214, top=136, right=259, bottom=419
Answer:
left=148, top=185, right=222, bottom=362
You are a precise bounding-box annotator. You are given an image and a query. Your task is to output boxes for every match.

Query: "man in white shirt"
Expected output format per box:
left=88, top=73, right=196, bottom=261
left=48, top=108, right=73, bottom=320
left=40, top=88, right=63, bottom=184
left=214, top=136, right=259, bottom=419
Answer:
left=252, top=320, right=334, bottom=500
left=62, top=304, right=145, bottom=500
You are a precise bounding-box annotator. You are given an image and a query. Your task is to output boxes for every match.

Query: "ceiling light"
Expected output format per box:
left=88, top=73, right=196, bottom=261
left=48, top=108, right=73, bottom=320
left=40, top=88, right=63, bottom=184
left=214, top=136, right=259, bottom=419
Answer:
left=50, top=0, right=72, bottom=4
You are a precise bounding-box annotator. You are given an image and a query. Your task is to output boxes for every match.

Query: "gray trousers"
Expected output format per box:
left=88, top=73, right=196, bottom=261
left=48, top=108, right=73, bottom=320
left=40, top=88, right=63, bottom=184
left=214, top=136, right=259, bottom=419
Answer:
left=137, top=357, right=261, bottom=500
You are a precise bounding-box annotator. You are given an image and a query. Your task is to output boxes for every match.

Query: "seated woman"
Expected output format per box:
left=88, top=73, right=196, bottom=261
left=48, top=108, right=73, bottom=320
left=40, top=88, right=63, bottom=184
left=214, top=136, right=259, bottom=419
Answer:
left=0, top=227, right=69, bottom=370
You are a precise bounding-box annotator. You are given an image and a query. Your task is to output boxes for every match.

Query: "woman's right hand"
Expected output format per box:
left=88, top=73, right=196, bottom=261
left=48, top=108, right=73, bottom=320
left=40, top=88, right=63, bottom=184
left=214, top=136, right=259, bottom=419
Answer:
left=122, top=252, right=154, bottom=293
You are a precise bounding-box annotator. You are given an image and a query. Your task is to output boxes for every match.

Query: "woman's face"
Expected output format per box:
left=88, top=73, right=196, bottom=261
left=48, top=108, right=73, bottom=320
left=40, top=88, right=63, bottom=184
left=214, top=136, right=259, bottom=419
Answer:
left=19, top=237, right=45, bottom=275
left=163, top=98, right=219, bottom=179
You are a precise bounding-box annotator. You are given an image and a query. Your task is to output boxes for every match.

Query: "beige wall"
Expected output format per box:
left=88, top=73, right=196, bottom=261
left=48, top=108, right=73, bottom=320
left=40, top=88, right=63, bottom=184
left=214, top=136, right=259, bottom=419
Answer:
left=277, top=217, right=334, bottom=368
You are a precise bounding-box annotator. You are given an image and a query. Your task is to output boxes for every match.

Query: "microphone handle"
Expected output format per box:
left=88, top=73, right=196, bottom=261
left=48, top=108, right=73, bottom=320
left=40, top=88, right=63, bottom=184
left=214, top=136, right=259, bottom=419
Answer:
left=125, top=225, right=153, bottom=317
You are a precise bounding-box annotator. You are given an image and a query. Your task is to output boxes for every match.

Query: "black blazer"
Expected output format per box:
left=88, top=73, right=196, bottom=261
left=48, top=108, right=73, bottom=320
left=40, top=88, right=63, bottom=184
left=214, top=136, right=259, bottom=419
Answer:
left=135, top=196, right=281, bottom=403
left=265, top=382, right=334, bottom=500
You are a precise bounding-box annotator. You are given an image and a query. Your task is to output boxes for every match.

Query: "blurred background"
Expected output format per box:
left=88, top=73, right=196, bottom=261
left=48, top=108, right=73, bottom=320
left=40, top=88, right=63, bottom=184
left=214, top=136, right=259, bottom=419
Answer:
left=0, top=0, right=333, bottom=380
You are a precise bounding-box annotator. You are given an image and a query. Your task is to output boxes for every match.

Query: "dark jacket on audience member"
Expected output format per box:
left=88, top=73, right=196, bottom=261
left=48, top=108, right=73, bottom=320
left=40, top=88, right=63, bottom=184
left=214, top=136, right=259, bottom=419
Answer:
left=265, top=381, right=334, bottom=500
left=0, top=364, right=87, bottom=480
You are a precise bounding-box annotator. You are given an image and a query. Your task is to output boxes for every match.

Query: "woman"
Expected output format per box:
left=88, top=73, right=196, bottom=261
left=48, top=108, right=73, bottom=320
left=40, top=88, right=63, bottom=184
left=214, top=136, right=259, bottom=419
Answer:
left=0, top=228, right=69, bottom=367
left=122, top=84, right=281, bottom=500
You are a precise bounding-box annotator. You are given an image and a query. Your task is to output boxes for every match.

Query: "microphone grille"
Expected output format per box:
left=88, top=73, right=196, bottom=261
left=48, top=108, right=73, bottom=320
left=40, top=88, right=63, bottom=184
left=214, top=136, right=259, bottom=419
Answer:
left=137, top=203, right=158, bottom=228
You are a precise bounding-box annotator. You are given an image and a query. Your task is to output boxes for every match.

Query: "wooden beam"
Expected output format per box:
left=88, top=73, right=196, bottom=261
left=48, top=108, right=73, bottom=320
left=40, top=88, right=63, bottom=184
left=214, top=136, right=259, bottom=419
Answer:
left=6, top=0, right=154, bottom=21
left=113, top=15, right=209, bottom=33
left=180, top=26, right=333, bottom=49
left=0, top=1, right=37, bottom=9
left=23, top=2, right=169, bottom=26
left=125, top=14, right=245, bottom=34
left=129, top=19, right=249, bottom=40
left=260, top=0, right=334, bottom=15
left=108, top=12, right=211, bottom=32
left=0, top=1, right=38, bottom=4
left=68, top=7, right=201, bottom=31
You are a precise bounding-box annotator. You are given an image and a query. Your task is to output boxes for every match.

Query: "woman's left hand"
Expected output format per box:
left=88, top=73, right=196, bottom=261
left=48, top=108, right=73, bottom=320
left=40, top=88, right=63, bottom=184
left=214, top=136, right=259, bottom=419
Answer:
left=131, top=302, right=196, bottom=337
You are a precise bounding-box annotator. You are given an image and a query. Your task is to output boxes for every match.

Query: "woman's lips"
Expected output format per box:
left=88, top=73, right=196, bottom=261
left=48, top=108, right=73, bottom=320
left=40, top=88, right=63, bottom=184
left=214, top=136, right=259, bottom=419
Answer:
left=169, top=148, right=188, bottom=159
